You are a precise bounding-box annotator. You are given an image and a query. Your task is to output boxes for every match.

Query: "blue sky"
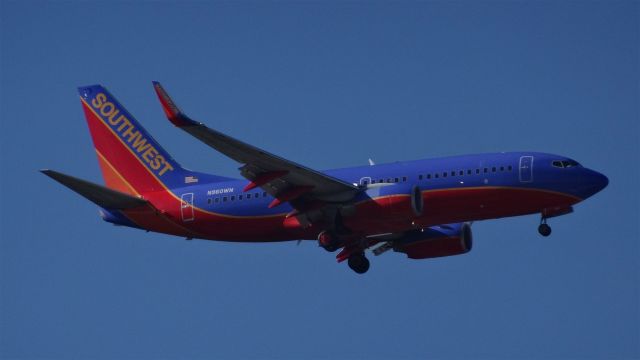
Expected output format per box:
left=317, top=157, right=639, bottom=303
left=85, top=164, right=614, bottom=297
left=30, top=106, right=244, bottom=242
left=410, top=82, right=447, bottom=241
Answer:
left=1, top=1, right=638, bottom=359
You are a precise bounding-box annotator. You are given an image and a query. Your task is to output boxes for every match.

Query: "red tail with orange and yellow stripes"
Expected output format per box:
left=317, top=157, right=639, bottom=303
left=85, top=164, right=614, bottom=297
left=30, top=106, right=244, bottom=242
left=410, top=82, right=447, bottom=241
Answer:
left=78, top=85, right=229, bottom=196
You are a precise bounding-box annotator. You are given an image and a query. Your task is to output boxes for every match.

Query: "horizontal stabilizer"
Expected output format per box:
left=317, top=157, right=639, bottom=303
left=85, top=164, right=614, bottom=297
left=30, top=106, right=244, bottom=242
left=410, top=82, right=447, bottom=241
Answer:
left=41, top=169, right=148, bottom=209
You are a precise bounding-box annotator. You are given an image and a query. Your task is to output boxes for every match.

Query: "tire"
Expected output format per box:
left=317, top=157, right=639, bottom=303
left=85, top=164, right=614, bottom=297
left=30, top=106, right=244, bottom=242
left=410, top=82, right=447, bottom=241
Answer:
left=348, top=253, right=370, bottom=274
left=538, top=223, right=552, bottom=237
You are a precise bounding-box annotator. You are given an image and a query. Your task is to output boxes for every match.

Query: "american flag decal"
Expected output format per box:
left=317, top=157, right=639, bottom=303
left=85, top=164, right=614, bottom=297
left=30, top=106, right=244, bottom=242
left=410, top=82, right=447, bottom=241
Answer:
left=184, top=176, right=198, bottom=184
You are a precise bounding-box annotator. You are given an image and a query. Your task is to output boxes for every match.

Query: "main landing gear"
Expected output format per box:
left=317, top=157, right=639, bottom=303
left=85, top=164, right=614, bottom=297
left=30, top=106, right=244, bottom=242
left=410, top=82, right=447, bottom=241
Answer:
left=317, top=231, right=341, bottom=252
left=538, top=218, right=552, bottom=237
left=318, top=229, right=370, bottom=274
left=348, top=252, right=370, bottom=274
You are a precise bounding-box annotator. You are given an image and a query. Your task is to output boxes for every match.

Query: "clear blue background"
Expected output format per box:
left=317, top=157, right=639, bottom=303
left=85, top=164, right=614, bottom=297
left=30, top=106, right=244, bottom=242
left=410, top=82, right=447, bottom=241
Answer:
left=1, top=1, right=638, bottom=359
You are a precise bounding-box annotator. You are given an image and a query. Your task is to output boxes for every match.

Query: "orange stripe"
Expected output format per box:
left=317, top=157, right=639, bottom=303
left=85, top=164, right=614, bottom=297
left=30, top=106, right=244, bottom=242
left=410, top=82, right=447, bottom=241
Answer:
left=82, top=98, right=167, bottom=191
left=95, top=149, right=140, bottom=196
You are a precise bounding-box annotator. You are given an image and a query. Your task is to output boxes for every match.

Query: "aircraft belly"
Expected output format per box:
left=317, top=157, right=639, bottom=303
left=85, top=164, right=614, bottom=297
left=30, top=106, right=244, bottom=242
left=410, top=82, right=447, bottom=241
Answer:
left=136, top=186, right=579, bottom=241
left=344, top=186, right=580, bottom=235
left=420, top=187, right=580, bottom=227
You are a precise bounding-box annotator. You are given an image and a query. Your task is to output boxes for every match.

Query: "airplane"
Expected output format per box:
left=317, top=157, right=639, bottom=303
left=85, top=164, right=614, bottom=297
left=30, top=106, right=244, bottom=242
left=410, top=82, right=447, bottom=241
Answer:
left=41, top=82, right=609, bottom=274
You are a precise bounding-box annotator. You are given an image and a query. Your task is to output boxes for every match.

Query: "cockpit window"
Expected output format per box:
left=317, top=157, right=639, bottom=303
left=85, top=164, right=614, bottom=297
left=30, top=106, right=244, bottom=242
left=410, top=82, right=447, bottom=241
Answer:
left=552, top=160, right=581, bottom=168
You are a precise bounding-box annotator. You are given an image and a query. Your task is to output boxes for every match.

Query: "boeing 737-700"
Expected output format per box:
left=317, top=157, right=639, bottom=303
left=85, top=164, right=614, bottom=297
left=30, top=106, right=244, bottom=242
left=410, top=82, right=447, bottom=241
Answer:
left=42, top=82, right=609, bottom=274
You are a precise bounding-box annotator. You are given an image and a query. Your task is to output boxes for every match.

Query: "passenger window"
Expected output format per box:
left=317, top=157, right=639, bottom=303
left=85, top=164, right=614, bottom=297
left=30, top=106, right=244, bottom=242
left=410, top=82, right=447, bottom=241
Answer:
left=402, top=176, right=407, bottom=182
left=215, top=198, right=220, bottom=203
left=263, top=192, right=267, bottom=197
left=500, top=166, right=504, bottom=171
left=371, top=179, right=376, bottom=184
left=223, top=196, right=227, bottom=202
left=418, top=175, right=423, bottom=180
left=427, top=174, right=431, bottom=179
left=467, top=170, right=471, bottom=175
left=443, top=172, right=447, bottom=178
left=508, top=165, right=513, bottom=171
left=207, top=198, right=212, bottom=204
left=459, top=170, right=464, bottom=176
left=363, top=180, right=368, bottom=185
left=239, top=195, right=243, bottom=200
left=484, top=168, right=488, bottom=173
left=247, top=193, right=251, bottom=199
left=476, top=169, right=480, bottom=174
left=492, top=167, right=496, bottom=172
left=394, top=177, right=399, bottom=183
left=451, top=171, right=456, bottom=177
left=434, top=173, right=439, bottom=179
left=231, top=196, right=235, bottom=201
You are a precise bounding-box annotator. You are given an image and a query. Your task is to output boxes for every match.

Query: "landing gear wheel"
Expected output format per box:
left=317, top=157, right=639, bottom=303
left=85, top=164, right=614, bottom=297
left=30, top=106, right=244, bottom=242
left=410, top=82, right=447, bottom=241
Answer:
left=317, top=231, right=340, bottom=252
left=348, top=253, right=370, bottom=274
left=538, top=223, right=552, bottom=237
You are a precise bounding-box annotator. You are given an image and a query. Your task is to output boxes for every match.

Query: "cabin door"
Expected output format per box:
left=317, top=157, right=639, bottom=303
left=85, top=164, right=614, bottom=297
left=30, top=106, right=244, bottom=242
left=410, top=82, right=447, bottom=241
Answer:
left=359, top=177, right=372, bottom=186
left=180, top=193, right=195, bottom=222
left=519, top=156, right=534, bottom=183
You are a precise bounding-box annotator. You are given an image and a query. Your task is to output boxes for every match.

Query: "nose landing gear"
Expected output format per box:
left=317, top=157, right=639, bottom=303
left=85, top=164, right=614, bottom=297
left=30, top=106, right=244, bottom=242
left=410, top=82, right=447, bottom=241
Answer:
left=538, top=218, right=552, bottom=237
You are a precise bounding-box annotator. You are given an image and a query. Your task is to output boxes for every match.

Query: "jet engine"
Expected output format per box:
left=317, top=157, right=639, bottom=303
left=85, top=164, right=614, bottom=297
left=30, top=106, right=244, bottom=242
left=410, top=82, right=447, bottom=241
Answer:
left=393, top=223, right=472, bottom=259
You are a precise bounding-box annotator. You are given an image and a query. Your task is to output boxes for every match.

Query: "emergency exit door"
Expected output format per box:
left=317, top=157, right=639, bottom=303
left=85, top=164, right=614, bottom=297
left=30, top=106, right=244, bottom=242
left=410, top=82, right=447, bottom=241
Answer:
left=180, top=193, right=194, bottom=222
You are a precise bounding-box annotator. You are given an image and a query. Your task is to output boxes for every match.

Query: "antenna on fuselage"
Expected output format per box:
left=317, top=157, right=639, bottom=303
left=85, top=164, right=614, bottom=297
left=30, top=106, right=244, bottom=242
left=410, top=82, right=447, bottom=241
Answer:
left=368, top=158, right=375, bottom=166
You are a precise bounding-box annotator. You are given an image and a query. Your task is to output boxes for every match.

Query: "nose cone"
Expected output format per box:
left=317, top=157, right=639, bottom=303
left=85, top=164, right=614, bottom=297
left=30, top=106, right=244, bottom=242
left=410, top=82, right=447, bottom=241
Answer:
left=582, top=169, right=609, bottom=198
left=594, top=171, right=609, bottom=191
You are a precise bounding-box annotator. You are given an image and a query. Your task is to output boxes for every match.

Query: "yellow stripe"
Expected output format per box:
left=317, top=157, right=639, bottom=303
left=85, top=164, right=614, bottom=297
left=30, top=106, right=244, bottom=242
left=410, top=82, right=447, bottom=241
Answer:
left=92, top=148, right=205, bottom=237
left=95, top=147, right=247, bottom=235
left=95, top=149, right=139, bottom=196
left=82, top=97, right=174, bottom=193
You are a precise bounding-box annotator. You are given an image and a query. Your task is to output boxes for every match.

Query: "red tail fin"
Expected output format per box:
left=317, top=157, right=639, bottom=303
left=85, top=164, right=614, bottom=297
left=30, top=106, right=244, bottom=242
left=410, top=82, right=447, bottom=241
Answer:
left=78, top=85, right=188, bottom=195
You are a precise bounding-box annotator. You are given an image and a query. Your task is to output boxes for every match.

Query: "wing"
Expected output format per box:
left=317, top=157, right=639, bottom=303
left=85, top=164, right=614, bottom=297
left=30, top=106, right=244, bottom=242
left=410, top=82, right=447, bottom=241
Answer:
left=152, top=82, right=360, bottom=211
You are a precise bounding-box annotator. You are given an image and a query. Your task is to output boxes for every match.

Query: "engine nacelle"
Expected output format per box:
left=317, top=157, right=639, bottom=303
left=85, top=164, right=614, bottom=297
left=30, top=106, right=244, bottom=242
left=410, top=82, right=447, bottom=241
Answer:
left=393, top=223, right=472, bottom=259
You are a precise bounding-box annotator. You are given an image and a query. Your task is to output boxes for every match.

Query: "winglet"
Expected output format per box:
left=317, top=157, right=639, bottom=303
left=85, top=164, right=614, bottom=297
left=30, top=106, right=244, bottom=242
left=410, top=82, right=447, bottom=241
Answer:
left=152, top=81, right=199, bottom=127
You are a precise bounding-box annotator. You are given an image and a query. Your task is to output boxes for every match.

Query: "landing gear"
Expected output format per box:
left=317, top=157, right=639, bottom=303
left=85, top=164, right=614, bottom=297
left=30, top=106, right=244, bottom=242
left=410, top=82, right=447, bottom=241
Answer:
left=317, top=231, right=341, bottom=252
left=348, top=253, right=370, bottom=274
left=538, top=219, right=552, bottom=237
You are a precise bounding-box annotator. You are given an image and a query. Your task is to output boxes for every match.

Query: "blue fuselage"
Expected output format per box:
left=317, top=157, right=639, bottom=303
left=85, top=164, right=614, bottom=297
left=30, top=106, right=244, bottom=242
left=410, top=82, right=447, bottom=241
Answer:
left=171, top=152, right=607, bottom=219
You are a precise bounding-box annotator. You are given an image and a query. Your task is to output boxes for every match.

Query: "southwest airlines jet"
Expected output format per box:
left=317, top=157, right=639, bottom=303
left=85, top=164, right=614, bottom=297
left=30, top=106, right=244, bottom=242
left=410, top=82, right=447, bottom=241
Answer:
left=42, top=83, right=609, bottom=274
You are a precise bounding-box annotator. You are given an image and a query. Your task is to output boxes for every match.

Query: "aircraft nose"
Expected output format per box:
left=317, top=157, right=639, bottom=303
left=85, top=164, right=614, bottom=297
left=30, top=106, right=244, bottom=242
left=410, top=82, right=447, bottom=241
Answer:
left=594, top=171, right=609, bottom=192
left=582, top=169, right=609, bottom=198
